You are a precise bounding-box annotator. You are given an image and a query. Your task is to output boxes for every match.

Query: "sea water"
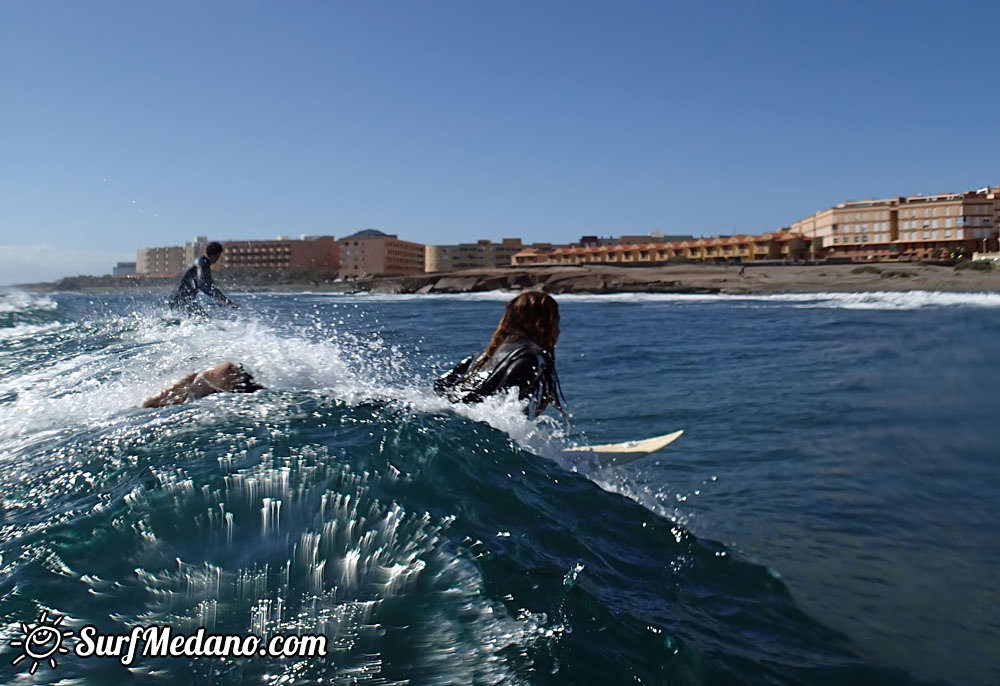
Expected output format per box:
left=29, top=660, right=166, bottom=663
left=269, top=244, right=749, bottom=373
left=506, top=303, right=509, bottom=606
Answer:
left=0, top=289, right=997, bottom=685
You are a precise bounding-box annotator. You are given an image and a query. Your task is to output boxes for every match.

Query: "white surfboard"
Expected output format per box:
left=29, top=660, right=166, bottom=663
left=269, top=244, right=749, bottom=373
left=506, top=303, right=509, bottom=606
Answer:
left=564, top=429, right=684, bottom=467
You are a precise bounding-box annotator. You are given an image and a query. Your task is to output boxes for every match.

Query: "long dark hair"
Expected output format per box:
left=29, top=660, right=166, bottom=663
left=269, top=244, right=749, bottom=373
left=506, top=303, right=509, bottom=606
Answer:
left=471, top=291, right=560, bottom=372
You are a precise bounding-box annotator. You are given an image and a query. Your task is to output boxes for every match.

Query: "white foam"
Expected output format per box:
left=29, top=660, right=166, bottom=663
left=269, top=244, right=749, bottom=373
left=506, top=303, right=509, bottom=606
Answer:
left=0, top=313, right=358, bottom=443
left=0, top=289, right=57, bottom=312
left=0, top=321, right=63, bottom=340
left=0, top=304, right=568, bottom=460
left=534, top=289, right=1000, bottom=309
left=277, top=289, right=1000, bottom=310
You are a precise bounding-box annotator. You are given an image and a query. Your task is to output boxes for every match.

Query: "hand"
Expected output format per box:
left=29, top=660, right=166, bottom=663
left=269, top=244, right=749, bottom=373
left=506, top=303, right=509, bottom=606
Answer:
left=229, top=301, right=240, bottom=310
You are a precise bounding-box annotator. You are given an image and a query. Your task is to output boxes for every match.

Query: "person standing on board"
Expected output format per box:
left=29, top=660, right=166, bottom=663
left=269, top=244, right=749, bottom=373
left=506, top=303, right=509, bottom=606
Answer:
left=169, top=241, right=238, bottom=315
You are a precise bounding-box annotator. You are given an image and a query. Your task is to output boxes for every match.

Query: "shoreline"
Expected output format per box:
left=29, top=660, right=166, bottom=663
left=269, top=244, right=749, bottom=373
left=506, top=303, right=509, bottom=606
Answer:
left=13, top=263, right=1000, bottom=296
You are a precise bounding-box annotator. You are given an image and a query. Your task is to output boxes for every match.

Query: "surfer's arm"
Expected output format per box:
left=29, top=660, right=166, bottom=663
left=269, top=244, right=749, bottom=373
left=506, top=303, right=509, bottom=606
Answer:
left=497, top=353, right=551, bottom=414
left=433, top=355, right=475, bottom=397
left=142, top=373, right=198, bottom=407
left=494, top=352, right=563, bottom=417
left=195, top=258, right=232, bottom=305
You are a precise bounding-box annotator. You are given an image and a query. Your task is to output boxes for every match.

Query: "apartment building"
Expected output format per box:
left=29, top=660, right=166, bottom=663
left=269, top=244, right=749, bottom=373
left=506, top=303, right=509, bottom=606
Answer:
left=792, top=187, right=999, bottom=261
left=112, top=261, right=136, bottom=277
left=339, top=229, right=425, bottom=278
left=425, top=238, right=562, bottom=272
left=137, top=235, right=340, bottom=275
left=512, top=231, right=809, bottom=266
left=184, top=236, right=209, bottom=265
left=136, top=246, right=185, bottom=276
left=218, top=236, right=339, bottom=271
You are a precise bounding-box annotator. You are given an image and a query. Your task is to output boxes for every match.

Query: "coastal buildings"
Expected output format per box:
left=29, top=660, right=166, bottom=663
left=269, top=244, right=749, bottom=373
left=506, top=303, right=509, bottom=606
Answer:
left=112, top=261, right=136, bottom=277
left=425, top=238, right=559, bottom=272
left=136, top=245, right=184, bottom=276
left=792, top=187, right=1000, bottom=261
left=512, top=231, right=809, bottom=266
left=218, top=236, right=339, bottom=271
left=137, top=236, right=340, bottom=275
left=131, top=184, right=999, bottom=278
left=589, top=232, right=695, bottom=246
left=339, top=229, right=425, bottom=278
left=137, top=237, right=208, bottom=276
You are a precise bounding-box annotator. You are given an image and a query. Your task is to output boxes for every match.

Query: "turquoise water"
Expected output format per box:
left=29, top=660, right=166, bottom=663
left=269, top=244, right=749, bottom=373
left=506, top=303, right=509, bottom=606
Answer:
left=1, top=289, right=998, bottom=684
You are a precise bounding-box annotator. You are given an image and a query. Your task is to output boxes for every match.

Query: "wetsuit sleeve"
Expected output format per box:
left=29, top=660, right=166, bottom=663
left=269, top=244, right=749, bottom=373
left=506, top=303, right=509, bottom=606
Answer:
left=433, top=355, right=475, bottom=397
left=196, top=257, right=230, bottom=303
left=491, top=351, right=564, bottom=417
left=452, top=350, right=547, bottom=414
left=493, top=353, right=543, bottom=401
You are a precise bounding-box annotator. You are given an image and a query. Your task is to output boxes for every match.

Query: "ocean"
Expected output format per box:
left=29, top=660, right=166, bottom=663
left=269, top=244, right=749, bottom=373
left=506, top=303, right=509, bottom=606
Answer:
left=0, top=288, right=997, bottom=685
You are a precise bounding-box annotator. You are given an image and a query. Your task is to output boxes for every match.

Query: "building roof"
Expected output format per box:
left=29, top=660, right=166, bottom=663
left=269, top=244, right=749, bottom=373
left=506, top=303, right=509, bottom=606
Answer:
left=341, top=229, right=392, bottom=240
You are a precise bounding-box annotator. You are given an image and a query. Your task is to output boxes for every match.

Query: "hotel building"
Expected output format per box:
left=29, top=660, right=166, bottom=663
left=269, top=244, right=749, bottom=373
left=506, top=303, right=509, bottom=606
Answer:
left=136, top=246, right=185, bottom=276
left=137, top=235, right=340, bottom=276
left=512, top=231, right=809, bottom=266
left=425, top=238, right=560, bottom=273
left=791, top=187, right=999, bottom=261
left=112, top=261, right=136, bottom=277
left=339, top=229, right=425, bottom=278
left=218, top=236, right=339, bottom=271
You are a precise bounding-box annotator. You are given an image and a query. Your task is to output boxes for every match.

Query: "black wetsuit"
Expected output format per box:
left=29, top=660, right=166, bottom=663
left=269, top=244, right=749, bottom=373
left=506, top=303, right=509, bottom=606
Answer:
left=169, top=256, right=231, bottom=314
left=434, top=338, right=565, bottom=418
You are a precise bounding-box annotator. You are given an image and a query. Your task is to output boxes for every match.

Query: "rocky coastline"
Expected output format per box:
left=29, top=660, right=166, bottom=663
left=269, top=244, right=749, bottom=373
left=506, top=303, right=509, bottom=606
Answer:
left=17, top=262, right=1000, bottom=296
left=353, top=263, right=1000, bottom=295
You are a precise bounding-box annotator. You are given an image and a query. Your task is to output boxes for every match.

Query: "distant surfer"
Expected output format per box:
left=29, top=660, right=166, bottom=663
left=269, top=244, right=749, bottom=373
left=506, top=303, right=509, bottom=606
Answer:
left=169, top=241, right=238, bottom=315
left=434, top=291, right=565, bottom=418
left=142, top=362, right=264, bottom=408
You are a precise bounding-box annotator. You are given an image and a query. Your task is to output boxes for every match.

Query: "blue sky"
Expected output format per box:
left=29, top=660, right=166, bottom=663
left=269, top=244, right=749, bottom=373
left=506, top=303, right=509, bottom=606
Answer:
left=2, top=1, right=998, bottom=284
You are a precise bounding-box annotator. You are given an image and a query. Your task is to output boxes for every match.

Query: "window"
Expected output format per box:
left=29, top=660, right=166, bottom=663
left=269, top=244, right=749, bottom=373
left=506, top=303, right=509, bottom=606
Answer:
left=944, top=230, right=952, bottom=239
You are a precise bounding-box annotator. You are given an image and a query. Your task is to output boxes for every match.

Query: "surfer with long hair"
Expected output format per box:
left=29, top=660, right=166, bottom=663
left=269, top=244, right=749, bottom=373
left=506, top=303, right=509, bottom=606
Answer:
left=434, top=291, right=565, bottom=418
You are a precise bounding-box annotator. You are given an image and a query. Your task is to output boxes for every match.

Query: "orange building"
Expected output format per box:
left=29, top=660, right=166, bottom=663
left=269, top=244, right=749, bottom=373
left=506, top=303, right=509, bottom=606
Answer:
left=218, top=236, right=339, bottom=271
left=791, top=187, right=999, bottom=261
left=511, top=231, right=809, bottom=266
left=339, top=229, right=425, bottom=278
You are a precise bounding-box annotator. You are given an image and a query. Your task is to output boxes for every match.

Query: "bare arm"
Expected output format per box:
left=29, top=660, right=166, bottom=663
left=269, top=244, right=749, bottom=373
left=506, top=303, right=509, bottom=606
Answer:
left=142, top=373, right=198, bottom=408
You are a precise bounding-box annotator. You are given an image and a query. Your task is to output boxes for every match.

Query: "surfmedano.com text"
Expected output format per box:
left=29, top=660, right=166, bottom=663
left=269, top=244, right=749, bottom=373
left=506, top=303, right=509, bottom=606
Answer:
left=74, top=625, right=328, bottom=666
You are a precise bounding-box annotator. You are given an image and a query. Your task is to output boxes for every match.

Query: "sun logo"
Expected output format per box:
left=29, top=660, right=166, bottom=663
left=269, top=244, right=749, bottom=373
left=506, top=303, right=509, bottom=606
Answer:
left=9, top=610, right=74, bottom=674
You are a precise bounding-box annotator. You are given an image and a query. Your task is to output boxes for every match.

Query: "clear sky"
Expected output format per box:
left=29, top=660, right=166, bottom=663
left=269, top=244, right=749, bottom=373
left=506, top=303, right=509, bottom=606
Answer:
left=2, top=1, right=998, bottom=284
